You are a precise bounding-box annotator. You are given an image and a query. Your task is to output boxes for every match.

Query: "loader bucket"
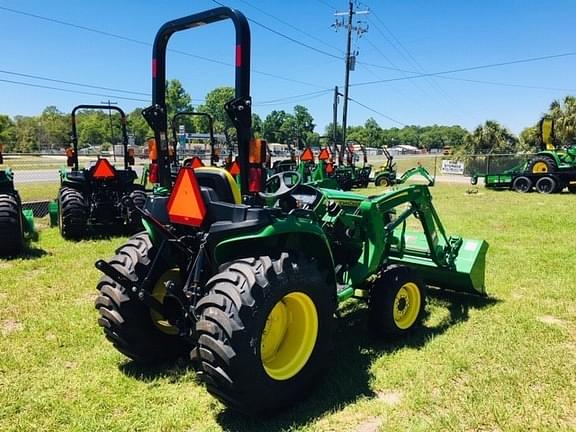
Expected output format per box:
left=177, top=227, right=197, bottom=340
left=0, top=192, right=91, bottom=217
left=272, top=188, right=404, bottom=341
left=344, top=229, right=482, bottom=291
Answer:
left=22, top=209, right=38, bottom=241
left=389, top=231, right=489, bottom=295
left=48, top=201, right=58, bottom=227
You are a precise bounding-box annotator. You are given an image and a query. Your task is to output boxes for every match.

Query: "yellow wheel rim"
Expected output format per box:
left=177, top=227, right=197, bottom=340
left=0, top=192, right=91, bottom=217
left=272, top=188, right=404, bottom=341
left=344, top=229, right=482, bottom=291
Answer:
left=532, top=162, right=549, bottom=173
left=393, top=282, right=421, bottom=330
left=260, top=292, right=318, bottom=381
left=149, top=269, right=180, bottom=335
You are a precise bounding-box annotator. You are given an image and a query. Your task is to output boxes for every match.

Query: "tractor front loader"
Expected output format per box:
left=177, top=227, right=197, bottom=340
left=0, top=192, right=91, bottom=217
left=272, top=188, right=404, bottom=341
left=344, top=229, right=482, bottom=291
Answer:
left=0, top=153, right=36, bottom=256
left=53, top=105, right=147, bottom=239
left=94, top=7, right=488, bottom=416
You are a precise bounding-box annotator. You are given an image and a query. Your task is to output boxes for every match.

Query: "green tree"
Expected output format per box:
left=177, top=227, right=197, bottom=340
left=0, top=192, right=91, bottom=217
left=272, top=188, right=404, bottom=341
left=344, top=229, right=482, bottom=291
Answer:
left=166, top=79, right=193, bottom=122
left=263, top=110, right=289, bottom=143
left=464, top=120, right=518, bottom=154
left=0, top=115, right=16, bottom=151
left=195, top=87, right=235, bottom=143
left=127, top=108, right=152, bottom=146
left=252, top=113, right=263, bottom=137
left=13, top=116, right=41, bottom=152
left=39, top=106, right=68, bottom=151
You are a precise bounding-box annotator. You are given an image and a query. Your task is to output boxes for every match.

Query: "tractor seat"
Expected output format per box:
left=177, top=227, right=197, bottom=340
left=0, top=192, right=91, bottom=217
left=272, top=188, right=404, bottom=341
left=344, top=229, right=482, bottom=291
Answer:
left=194, top=167, right=240, bottom=205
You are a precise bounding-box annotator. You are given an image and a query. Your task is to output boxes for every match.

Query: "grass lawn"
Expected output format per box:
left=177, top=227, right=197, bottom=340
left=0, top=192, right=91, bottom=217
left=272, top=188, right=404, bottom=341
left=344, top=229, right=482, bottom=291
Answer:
left=16, top=182, right=60, bottom=202
left=1, top=183, right=575, bottom=431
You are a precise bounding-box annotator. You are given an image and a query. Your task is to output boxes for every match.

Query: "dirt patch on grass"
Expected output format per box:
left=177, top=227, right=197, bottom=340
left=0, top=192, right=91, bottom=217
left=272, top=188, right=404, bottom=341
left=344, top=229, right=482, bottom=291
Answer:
left=1, top=319, right=23, bottom=335
left=537, top=315, right=569, bottom=327
left=356, top=417, right=381, bottom=432
left=376, top=390, right=402, bottom=407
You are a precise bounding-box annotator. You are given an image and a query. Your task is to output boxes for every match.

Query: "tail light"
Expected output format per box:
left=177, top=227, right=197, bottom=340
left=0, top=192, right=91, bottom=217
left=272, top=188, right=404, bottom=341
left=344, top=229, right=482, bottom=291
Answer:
left=147, top=138, right=158, bottom=161
left=65, top=147, right=75, bottom=167
left=248, top=167, right=263, bottom=193
left=149, top=163, right=159, bottom=184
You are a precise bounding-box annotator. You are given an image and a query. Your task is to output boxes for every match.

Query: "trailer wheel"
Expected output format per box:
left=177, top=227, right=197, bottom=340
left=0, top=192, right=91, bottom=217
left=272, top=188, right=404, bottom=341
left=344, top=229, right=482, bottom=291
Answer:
left=0, top=193, right=24, bottom=256
left=58, top=187, right=88, bottom=239
left=375, top=176, right=389, bottom=187
left=512, top=176, right=532, bottom=193
left=535, top=176, right=557, bottom=194
left=191, top=254, right=334, bottom=415
left=95, top=232, right=191, bottom=363
left=369, top=265, right=426, bottom=338
left=528, top=156, right=557, bottom=174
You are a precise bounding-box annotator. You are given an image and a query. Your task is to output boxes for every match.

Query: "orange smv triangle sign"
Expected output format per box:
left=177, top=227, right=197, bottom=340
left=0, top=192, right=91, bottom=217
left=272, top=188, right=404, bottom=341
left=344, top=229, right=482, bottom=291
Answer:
left=300, top=147, right=314, bottom=162
left=167, top=167, right=206, bottom=227
left=92, top=158, right=116, bottom=179
left=318, top=148, right=330, bottom=161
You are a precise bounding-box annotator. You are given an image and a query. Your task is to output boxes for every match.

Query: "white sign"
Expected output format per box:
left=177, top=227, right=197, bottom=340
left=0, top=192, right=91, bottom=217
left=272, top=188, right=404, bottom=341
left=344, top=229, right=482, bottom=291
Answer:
left=441, top=159, right=465, bottom=175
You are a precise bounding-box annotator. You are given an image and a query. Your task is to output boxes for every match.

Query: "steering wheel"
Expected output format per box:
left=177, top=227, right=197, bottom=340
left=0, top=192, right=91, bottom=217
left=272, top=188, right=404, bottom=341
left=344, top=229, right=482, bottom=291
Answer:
left=259, top=171, right=302, bottom=199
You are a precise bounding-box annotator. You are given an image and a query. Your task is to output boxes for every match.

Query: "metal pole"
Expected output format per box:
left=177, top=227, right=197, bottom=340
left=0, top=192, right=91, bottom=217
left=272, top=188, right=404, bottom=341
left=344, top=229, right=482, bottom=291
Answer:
left=339, top=0, right=353, bottom=165
left=332, top=85, right=339, bottom=158
left=101, top=100, right=118, bottom=162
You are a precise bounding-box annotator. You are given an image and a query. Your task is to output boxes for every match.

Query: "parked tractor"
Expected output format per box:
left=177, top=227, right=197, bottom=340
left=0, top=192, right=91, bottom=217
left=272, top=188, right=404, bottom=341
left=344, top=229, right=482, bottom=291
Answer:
left=171, top=111, right=220, bottom=169
left=471, top=117, right=576, bottom=193
left=0, top=147, right=36, bottom=256
left=94, top=7, right=488, bottom=415
left=373, top=147, right=435, bottom=187
left=54, top=105, right=147, bottom=239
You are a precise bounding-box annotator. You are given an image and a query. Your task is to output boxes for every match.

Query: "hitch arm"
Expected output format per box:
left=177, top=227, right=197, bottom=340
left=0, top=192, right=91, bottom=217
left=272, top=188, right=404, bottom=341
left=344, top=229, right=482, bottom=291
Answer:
left=95, top=259, right=167, bottom=316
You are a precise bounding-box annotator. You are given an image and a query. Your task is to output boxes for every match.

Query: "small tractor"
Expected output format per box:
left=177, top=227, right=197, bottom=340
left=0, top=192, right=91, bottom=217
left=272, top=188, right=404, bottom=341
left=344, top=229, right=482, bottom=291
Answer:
left=0, top=147, right=36, bottom=256
left=94, top=7, right=488, bottom=415
left=471, top=117, right=576, bottom=193
left=373, top=146, right=435, bottom=187
left=53, top=104, right=147, bottom=239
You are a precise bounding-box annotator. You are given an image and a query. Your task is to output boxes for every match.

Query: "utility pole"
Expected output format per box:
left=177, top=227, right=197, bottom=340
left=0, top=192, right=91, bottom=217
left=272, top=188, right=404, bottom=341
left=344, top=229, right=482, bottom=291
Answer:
left=333, top=1, right=368, bottom=164
left=332, top=85, right=342, bottom=159
left=101, top=99, right=118, bottom=162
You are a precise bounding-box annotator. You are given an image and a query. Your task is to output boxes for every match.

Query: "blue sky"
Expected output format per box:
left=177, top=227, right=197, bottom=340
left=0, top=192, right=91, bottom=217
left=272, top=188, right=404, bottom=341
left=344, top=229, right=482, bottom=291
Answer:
left=1, top=0, right=575, bottom=134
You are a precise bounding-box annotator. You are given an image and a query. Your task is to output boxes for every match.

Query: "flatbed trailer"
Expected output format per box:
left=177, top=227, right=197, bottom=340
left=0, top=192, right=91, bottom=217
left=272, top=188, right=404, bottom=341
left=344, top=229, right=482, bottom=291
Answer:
left=475, top=169, right=576, bottom=193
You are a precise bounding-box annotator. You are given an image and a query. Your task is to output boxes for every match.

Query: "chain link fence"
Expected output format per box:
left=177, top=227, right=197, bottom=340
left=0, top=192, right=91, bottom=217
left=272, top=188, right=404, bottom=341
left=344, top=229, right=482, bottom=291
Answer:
left=1, top=151, right=542, bottom=216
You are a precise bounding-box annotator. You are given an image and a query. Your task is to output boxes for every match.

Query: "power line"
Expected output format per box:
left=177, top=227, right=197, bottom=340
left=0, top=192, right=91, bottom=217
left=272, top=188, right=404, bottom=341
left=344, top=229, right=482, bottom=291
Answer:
left=315, top=0, right=338, bottom=11
left=347, top=97, right=407, bottom=126
left=238, top=0, right=343, bottom=54
left=211, top=0, right=342, bottom=60
left=0, top=78, right=151, bottom=103
left=352, top=51, right=576, bottom=87
left=256, top=89, right=333, bottom=106
left=436, top=75, right=576, bottom=92
left=0, top=5, right=327, bottom=90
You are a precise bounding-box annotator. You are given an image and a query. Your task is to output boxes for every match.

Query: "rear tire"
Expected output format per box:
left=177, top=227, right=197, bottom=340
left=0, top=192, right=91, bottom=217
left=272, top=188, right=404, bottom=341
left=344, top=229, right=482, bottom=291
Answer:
left=0, top=193, right=24, bottom=256
left=58, top=187, right=88, bottom=240
left=512, top=176, right=532, bottom=193
left=191, top=254, right=335, bottom=415
left=369, top=265, right=427, bottom=339
left=528, top=156, right=557, bottom=174
left=535, top=176, right=557, bottom=194
left=95, top=232, right=192, bottom=363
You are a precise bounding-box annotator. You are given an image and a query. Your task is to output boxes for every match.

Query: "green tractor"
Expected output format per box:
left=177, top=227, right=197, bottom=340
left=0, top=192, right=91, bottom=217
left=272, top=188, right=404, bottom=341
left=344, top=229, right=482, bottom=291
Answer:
left=94, top=7, right=488, bottom=415
left=527, top=117, right=576, bottom=175
left=53, top=104, right=147, bottom=239
left=0, top=149, right=36, bottom=256
left=373, top=147, right=435, bottom=187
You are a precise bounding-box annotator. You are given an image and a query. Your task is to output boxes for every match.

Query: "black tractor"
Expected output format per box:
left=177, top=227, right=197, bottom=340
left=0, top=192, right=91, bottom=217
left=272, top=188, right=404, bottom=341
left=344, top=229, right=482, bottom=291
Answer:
left=55, top=104, right=146, bottom=239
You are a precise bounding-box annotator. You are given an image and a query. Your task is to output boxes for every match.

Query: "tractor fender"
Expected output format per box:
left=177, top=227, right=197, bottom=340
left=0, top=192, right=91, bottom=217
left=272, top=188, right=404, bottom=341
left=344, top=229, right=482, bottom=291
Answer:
left=213, top=218, right=336, bottom=286
left=535, top=151, right=562, bottom=166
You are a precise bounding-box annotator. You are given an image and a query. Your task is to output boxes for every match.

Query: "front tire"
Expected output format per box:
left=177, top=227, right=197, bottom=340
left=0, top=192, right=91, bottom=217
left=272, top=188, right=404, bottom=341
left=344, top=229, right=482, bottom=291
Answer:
left=369, top=266, right=427, bottom=338
left=375, top=176, right=389, bottom=187
left=95, top=232, right=191, bottom=363
left=126, top=188, right=147, bottom=233
left=192, top=254, right=335, bottom=415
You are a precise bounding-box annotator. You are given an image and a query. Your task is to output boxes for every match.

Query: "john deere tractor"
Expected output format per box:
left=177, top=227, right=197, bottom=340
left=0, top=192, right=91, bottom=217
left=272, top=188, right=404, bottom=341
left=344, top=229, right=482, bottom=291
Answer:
left=94, top=7, right=488, bottom=415
left=0, top=148, right=36, bottom=256
left=54, top=105, right=146, bottom=239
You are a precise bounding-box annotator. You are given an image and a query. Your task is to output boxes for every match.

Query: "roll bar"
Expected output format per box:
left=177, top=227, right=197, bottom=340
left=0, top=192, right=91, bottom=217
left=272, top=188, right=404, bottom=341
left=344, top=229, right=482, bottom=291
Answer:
left=142, top=7, right=252, bottom=192
left=70, top=104, right=129, bottom=171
